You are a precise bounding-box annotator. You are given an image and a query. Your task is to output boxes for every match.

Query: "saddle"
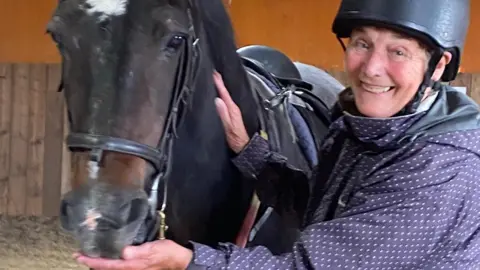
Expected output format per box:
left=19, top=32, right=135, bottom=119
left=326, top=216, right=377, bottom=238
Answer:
left=236, top=52, right=334, bottom=252
left=241, top=56, right=332, bottom=169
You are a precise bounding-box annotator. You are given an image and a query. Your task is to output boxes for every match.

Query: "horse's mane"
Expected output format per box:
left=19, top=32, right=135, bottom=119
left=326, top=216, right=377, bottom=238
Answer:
left=195, top=0, right=260, bottom=136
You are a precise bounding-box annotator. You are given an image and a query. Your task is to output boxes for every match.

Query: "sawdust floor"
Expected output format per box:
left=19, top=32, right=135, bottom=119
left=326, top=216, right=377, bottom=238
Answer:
left=0, top=215, right=87, bottom=270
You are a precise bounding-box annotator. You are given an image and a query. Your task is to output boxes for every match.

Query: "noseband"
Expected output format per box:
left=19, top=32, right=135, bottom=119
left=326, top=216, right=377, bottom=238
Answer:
left=59, top=3, right=202, bottom=244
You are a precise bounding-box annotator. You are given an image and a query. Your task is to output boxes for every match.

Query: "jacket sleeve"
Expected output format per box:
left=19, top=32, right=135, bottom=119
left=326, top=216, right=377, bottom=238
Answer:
left=185, top=155, right=478, bottom=269
left=230, top=132, right=312, bottom=225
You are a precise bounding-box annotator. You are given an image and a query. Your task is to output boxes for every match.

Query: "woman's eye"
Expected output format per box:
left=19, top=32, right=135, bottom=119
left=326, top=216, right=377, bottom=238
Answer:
left=390, top=49, right=408, bottom=59
left=353, top=40, right=369, bottom=49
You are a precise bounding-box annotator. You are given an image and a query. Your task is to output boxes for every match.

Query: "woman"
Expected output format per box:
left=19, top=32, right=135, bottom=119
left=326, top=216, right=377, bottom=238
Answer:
left=76, top=0, right=480, bottom=269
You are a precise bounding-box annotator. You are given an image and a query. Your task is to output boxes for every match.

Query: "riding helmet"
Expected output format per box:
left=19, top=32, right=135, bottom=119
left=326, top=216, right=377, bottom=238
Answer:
left=331, top=0, right=470, bottom=82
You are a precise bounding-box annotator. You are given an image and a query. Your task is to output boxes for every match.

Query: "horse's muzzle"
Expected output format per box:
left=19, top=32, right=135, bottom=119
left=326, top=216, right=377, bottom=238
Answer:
left=59, top=183, right=149, bottom=258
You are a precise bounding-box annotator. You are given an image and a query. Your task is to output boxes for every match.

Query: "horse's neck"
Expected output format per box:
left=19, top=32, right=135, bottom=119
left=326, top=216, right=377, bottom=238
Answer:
left=166, top=68, right=253, bottom=244
left=193, top=0, right=259, bottom=136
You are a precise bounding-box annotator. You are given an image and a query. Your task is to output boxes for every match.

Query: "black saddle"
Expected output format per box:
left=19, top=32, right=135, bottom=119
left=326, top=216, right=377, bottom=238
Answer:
left=237, top=45, right=332, bottom=154
left=236, top=45, right=335, bottom=254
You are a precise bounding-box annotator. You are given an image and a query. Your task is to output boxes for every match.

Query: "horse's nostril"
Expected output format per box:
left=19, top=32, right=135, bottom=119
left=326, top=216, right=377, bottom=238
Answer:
left=59, top=199, right=75, bottom=231
left=122, top=198, right=148, bottom=224
left=95, top=215, right=122, bottom=231
left=60, top=200, right=69, bottom=216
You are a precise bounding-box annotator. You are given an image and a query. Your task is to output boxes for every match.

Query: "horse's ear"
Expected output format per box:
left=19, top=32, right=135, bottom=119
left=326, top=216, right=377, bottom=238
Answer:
left=57, top=79, right=64, bottom=92
left=57, top=60, right=64, bottom=92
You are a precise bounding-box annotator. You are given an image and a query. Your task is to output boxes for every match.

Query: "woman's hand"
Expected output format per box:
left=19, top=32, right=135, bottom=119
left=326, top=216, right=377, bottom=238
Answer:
left=213, top=71, right=250, bottom=154
left=74, top=240, right=192, bottom=270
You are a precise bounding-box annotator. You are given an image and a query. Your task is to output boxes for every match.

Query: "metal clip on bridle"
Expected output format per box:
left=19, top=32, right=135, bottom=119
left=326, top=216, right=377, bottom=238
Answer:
left=147, top=132, right=175, bottom=240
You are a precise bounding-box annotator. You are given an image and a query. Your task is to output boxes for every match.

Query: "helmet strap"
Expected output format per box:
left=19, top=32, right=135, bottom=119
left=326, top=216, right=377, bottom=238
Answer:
left=337, top=36, right=347, bottom=51
left=399, top=48, right=444, bottom=115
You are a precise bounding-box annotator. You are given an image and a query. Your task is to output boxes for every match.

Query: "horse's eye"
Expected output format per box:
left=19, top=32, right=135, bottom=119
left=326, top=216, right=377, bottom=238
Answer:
left=167, top=35, right=184, bottom=50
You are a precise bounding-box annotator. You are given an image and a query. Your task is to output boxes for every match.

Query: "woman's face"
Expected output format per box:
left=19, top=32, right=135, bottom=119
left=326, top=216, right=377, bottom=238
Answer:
left=344, top=26, right=447, bottom=118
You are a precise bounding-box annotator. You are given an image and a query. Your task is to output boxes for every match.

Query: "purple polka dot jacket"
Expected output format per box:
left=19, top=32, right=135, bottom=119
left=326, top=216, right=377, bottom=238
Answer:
left=187, top=85, right=480, bottom=269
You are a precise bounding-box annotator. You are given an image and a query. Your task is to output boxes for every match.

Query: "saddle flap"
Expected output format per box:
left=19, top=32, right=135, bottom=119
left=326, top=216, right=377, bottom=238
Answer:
left=244, top=66, right=317, bottom=171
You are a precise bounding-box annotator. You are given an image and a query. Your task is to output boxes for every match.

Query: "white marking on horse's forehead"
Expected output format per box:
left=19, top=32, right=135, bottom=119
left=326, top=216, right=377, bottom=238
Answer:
left=84, top=0, right=128, bottom=20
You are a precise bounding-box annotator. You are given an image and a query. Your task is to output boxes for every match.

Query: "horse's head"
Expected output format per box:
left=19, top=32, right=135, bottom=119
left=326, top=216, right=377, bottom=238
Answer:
left=47, top=0, right=204, bottom=258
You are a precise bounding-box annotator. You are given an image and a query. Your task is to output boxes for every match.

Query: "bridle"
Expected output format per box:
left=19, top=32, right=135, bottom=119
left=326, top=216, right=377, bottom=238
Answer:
left=58, top=1, right=202, bottom=244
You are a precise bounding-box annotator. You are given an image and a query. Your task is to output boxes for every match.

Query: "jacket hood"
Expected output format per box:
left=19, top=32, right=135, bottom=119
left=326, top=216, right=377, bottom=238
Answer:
left=332, top=84, right=480, bottom=152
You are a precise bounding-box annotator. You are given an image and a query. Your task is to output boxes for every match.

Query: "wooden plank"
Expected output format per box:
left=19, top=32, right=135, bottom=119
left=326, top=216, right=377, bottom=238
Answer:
left=61, top=105, right=71, bottom=197
left=450, top=72, right=472, bottom=96
left=8, top=63, right=30, bottom=216
left=25, top=64, right=47, bottom=215
left=42, top=63, right=64, bottom=217
left=470, top=73, right=480, bottom=106
left=0, top=64, right=12, bottom=214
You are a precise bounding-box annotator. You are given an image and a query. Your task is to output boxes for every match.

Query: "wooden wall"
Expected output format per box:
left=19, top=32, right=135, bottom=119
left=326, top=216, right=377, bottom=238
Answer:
left=3, top=0, right=480, bottom=74
left=225, top=0, right=480, bottom=74
left=0, top=63, right=70, bottom=217
left=0, top=62, right=478, bottom=217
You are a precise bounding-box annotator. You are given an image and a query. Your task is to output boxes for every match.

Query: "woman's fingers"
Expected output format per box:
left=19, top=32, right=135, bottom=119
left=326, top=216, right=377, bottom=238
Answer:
left=213, top=71, right=237, bottom=111
left=215, top=97, right=232, bottom=133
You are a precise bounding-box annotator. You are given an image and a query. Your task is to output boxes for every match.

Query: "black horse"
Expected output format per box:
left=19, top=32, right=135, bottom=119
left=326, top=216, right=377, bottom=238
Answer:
left=47, top=0, right=344, bottom=258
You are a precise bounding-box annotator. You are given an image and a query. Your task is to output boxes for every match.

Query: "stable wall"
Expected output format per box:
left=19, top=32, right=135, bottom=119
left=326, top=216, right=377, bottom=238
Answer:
left=2, top=0, right=480, bottom=72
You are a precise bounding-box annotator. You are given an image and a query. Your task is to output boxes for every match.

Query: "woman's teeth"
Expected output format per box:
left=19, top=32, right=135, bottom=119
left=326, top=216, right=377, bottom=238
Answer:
left=361, top=83, right=393, bottom=93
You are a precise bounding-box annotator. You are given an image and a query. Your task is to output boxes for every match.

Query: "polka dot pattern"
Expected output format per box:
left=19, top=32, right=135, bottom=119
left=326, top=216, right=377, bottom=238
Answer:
left=187, top=99, right=480, bottom=269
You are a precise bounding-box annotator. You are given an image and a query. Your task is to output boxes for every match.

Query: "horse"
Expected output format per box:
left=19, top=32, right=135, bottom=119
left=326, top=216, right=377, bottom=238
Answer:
left=46, top=0, right=344, bottom=259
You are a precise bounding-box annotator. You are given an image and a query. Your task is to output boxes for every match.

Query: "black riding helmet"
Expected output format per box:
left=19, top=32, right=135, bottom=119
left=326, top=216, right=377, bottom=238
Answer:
left=331, top=0, right=470, bottom=114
